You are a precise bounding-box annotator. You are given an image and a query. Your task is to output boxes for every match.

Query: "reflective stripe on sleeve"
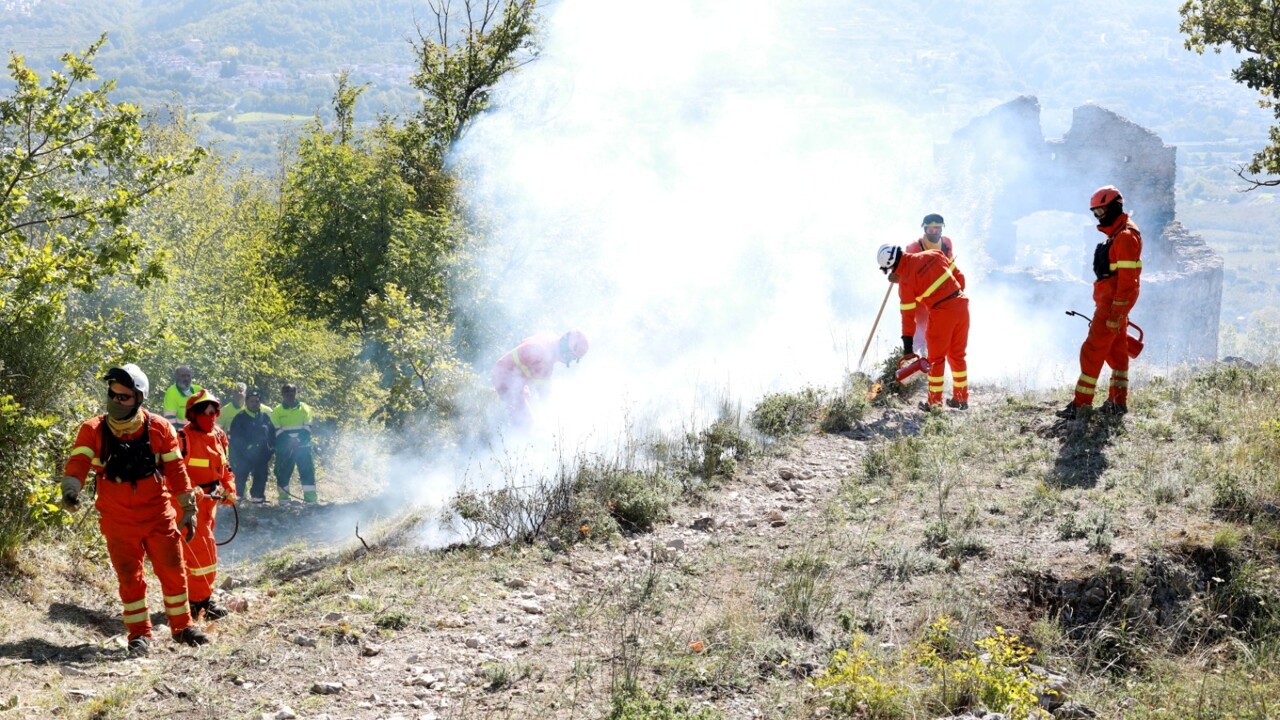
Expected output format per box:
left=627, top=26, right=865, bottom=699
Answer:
left=189, top=458, right=210, bottom=468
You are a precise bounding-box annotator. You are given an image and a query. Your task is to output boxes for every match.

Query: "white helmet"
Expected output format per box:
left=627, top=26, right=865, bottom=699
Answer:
left=103, top=363, right=150, bottom=401
left=877, top=244, right=902, bottom=274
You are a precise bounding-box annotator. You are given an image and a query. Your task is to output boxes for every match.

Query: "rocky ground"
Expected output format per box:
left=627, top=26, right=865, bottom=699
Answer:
left=0, top=385, right=1260, bottom=719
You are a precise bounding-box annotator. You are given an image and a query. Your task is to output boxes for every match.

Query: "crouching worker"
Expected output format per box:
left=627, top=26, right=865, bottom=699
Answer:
left=491, top=330, right=590, bottom=429
left=175, top=389, right=237, bottom=620
left=60, top=364, right=209, bottom=655
left=878, top=244, right=970, bottom=411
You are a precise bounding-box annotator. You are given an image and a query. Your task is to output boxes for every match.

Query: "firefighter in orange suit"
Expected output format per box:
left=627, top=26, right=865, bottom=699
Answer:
left=1057, top=185, right=1142, bottom=419
left=878, top=244, right=970, bottom=411
left=174, top=389, right=237, bottom=620
left=904, top=213, right=956, bottom=357
left=491, top=330, right=589, bottom=428
left=60, top=364, right=209, bottom=655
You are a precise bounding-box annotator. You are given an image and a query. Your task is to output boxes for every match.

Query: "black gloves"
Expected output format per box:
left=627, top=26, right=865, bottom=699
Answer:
left=902, top=335, right=914, bottom=356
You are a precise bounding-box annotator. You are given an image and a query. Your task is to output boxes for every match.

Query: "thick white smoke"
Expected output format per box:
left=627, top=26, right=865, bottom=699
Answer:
left=453, top=1, right=952, bottom=446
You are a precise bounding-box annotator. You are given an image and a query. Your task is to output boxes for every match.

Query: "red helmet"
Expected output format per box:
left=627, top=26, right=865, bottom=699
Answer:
left=185, top=388, right=221, bottom=422
left=561, top=330, right=589, bottom=362
left=1090, top=185, right=1122, bottom=209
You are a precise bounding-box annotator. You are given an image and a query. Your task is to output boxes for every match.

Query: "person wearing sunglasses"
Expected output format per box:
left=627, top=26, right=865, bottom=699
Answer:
left=903, top=213, right=957, bottom=359
left=1057, top=185, right=1143, bottom=420
left=59, top=364, right=209, bottom=655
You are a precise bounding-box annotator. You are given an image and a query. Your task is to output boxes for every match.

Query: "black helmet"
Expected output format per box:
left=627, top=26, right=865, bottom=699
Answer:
left=921, top=213, right=945, bottom=226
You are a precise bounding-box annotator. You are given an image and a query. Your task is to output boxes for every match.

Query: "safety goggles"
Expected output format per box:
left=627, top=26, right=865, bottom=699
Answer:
left=108, top=390, right=136, bottom=403
left=1091, top=207, right=1107, bottom=219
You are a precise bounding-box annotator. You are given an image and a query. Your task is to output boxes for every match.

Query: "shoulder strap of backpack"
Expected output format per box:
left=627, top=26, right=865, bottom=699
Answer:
left=100, top=415, right=112, bottom=464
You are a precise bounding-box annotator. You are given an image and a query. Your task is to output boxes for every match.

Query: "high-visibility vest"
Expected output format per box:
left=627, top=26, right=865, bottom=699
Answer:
left=162, top=384, right=202, bottom=426
left=273, top=402, right=314, bottom=448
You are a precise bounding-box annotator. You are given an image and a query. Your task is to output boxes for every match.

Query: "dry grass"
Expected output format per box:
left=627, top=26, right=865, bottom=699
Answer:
left=0, top=364, right=1279, bottom=718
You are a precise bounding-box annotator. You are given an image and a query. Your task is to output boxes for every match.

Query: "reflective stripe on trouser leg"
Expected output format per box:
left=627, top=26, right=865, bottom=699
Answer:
left=122, top=598, right=149, bottom=637
left=952, top=370, right=969, bottom=403
left=927, top=373, right=945, bottom=405
left=1107, top=334, right=1131, bottom=405
left=142, top=528, right=193, bottom=634
left=104, top=530, right=152, bottom=640
left=928, top=298, right=969, bottom=404
left=1109, top=369, right=1129, bottom=406
left=175, top=491, right=220, bottom=603
left=1076, top=308, right=1124, bottom=407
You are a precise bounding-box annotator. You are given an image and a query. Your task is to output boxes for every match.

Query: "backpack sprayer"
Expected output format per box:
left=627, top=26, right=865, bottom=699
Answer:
left=1065, top=310, right=1145, bottom=358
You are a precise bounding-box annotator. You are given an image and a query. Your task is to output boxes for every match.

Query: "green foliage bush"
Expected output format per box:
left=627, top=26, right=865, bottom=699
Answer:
left=819, top=378, right=870, bottom=433
left=596, top=471, right=675, bottom=534
left=817, top=620, right=1051, bottom=720
left=605, top=690, right=723, bottom=720
left=749, top=388, right=821, bottom=438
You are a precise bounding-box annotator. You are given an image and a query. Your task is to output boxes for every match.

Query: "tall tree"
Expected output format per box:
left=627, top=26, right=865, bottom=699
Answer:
left=1181, top=0, right=1280, bottom=187
left=396, top=0, right=539, bottom=213
left=0, top=37, right=203, bottom=563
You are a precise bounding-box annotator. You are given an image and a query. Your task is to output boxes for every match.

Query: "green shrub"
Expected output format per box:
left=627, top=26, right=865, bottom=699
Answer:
left=772, top=550, right=833, bottom=639
left=605, top=689, right=723, bottom=720
left=814, top=636, right=910, bottom=718
left=749, top=388, right=821, bottom=438
left=819, top=377, right=870, bottom=432
left=599, top=471, right=675, bottom=533
left=690, top=419, right=753, bottom=481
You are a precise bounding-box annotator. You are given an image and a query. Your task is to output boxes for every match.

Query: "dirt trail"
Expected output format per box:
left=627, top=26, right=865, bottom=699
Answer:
left=0, top=396, right=1224, bottom=719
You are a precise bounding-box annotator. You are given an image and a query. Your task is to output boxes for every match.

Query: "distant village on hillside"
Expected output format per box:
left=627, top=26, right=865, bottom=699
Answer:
left=145, top=37, right=413, bottom=92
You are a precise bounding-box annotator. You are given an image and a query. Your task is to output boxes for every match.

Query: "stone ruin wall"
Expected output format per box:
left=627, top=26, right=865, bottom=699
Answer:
left=939, top=96, right=1223, bottom=364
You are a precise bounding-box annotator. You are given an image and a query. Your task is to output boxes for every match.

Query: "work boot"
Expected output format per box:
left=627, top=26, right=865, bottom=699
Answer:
left=917, top=400, right=941, bottom=413
left=945, top=398, right=968, bottom=410
left=173, top=626, right=209, bottom=647
left=278, top=488, right=291, bottom=504
left=250, top=496, right=266, bottom=505
left=1055, top=402, right=1081, bottom=420
left=127, top=635, right=151, bottom=656
left=303, top=490, right=318, bottom=503
left=1099, top=400, right=1128, bottom=416
left=191, top=598, right=230, bottom=621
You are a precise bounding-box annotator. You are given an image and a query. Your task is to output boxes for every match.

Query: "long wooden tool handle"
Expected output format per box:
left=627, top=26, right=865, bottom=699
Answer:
left=857, top=283, right=894, bottom=371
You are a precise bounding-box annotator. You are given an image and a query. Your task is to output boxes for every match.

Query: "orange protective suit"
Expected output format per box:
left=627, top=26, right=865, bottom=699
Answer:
left=904, top=235, right=955, bottom=356
left=1072, top=213, right=1142, bottom=408
left=63, top=409, right=195, bottom=641
left=896, top=249, right=969, bottom=406
left=491, top=333, right=561, bottom=428
left=173, top=423, right=235, bottom=606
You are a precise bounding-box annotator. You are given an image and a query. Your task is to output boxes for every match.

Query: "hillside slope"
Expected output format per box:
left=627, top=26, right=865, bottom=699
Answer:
left=1, top=364, right=1278, bottom=719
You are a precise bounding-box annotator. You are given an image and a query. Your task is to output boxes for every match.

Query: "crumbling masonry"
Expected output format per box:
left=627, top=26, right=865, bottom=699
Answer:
left=937, top=96, right=1222, bottom=364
